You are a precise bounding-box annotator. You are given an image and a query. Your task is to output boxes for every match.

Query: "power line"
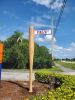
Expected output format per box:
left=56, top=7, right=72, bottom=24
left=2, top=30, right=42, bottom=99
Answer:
left=54, top=0, right=68, bottom=36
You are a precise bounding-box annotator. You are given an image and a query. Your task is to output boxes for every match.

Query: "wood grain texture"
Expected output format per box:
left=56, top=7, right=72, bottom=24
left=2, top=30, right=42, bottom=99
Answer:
left=29, top=26, right=34, bottom=92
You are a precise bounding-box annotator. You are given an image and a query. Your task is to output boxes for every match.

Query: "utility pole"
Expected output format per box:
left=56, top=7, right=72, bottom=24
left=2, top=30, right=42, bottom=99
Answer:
left=29, top=26, right=34, bottom=92
left=51, top=16, right=54, bottom=61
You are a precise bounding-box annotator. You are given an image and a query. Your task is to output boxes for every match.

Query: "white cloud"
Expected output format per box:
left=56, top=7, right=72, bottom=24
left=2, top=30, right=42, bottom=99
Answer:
left=54, top=45, right=63, bottom=50
left=71, top=42, right=75, bottom=48
left=32, top=0, right=63, bottom=10
left=25, top=14, right=56, bottom=29
left=35, top=34, right=56, bottom=43
left=36, top=37, right=44, bottom=42
left=43, top=14, right=51, bottom=20
left=51, top=0, right=63, bottom=10
left=45, top=35, right=56, bottom=42
left=53, top=42, right=75, bottom=58
left=29, top=16, right=56, bottom=28
left=31, top=22, right=50, bottom=28
left=30, top=16, right=50, bottom=28
left=36, top=16, right=43, bottom=22
left=32, top=0, right=52, bottom=8
left=30, top=16, right=45, bottom=24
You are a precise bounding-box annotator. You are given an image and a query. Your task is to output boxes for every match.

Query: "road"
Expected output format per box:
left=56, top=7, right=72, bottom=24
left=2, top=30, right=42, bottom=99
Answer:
left=56, top=63, right=75, bottom=75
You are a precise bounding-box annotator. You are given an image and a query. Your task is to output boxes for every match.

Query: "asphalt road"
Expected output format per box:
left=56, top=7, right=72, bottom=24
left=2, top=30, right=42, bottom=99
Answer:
left=56, top=63, right=75, bottom=75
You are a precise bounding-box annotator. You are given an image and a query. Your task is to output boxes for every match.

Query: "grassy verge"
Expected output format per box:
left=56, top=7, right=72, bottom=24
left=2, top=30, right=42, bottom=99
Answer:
left=57, top=61, right=75, bottom=70
left=34, top=66, right=63, bottom=72
left=2, top=66, right=63, bottom=72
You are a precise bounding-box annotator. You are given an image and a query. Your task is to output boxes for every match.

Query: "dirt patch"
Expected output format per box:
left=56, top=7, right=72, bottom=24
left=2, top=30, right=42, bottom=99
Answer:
left=0, top=81, right=49, bottom=100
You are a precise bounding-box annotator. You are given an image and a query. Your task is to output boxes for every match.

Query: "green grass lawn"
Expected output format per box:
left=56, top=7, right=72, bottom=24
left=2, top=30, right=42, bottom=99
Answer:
left=34, top=66, right=63, bottom=72
left=2, top=66, right=63, bottom=72
left=57, top=61, right=75, bottom=70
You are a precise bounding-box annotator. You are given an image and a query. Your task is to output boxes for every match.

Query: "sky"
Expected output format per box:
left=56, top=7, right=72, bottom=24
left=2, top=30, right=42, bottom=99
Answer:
left=0, top=0, right=75, bottom=59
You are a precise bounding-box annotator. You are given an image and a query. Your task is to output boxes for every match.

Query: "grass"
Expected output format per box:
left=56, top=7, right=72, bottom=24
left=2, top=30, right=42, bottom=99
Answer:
left=57, top=61, right=75, bottom=70
left=34, top=66, right=63, bottom=72
left=2, top=66, right=63, bottom=72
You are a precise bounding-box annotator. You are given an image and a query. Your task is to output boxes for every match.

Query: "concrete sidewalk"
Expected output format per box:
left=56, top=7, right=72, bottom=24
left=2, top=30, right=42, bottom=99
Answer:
left=1, top=67, right=75, bottom=81
left=1, top=71, right=35, bottom=81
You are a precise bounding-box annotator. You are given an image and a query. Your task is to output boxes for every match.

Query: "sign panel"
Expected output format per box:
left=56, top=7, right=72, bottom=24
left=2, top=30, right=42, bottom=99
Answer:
left=35, top=29, right=51, bottom=35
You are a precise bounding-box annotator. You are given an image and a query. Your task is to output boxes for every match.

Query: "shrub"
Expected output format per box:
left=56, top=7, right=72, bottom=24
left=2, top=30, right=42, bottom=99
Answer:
left=33, top=57, right=53, bottom=69
left=31, top=71, right=75, bottom=100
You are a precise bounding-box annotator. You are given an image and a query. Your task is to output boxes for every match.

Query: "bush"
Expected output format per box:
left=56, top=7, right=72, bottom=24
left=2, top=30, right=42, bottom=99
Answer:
left=33, top=58, right=53, bottom=69
left=35, top=71, right=63, bottom=84
left=31, top=71, right=75, bottom=100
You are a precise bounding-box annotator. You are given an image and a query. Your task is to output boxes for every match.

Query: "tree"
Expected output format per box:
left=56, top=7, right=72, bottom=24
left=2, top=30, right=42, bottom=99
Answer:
left=2, top=31, right=53, bottom=69
left=3, top=31, right=26, bottom=69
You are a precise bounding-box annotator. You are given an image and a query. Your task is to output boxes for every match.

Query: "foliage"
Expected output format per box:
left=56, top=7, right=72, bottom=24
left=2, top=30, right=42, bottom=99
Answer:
left=2, top=31, right=52, bottom=69
left=33, top=45, right=53, bottom=69
left=34, top=67, right=63, bottom=72
left=31, top=71, right=75, bottom=100
left=54, top=58, right=75, bottom=61
left=3, top=31, right=28, bottom=69
left=33, top=57, right=52, bottom=69
left=62, top=58, right=75, bottom=61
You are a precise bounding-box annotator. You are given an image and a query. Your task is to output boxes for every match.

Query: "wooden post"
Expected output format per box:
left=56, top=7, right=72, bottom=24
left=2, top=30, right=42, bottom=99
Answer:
left=29, top=26, right=34, bottom=92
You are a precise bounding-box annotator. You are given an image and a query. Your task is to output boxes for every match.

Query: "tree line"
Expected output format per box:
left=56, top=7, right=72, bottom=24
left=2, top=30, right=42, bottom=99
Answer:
left=1, top=31, right=53, bottom=69
left=55, top=58, right=75, bottom=61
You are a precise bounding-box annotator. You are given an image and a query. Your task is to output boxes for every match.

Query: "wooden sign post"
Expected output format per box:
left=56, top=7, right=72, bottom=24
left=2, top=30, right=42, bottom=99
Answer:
left=29, top=26, right=34, bottom=92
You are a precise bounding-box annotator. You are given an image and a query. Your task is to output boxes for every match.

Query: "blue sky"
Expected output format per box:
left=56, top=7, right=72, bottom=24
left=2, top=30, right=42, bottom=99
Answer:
left=0, top=0, right=75, bottom=58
